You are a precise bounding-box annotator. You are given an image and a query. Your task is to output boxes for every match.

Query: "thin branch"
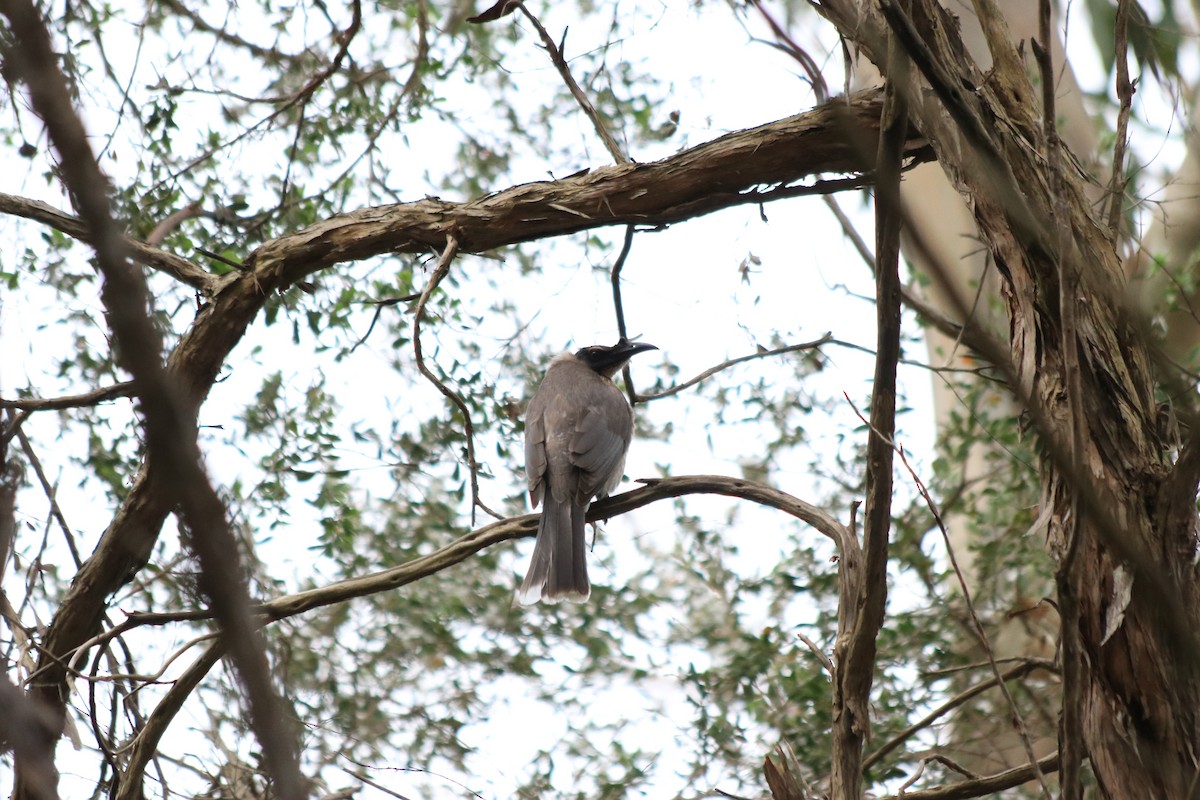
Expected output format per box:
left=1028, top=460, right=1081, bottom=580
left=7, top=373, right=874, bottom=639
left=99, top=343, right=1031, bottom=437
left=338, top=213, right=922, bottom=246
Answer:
left=641, top=334, right=833, bottom=401
left=114, top=643, right=225, bottom=800
left=863, top=660, right=1053, bottom=770
left=411, top=236, right=501, bottom=524
left=92, top=474, right=847, bottom=638
left=96, top=474, right=849, bottom=796
left=1105, top=0, right=1134, bottom=235
left=400, top=0, right=430, bottom=100
left=822, top=195, right=979, bottom=356
left=1033, top=2, right=1082, bottom=795
left=830, top=57, right=906, bottom=797
left=278, top=0, right=363, bottom=208
left=796, top=631, right=834, bottom=675
left=895, top=443, right=1052, bottom=798
left=348, top=293, right=421, bottom=354
left=746, top=0, right=829, bottom=102
left=610, top=224, right=640, bottom=403
left=517, top=3, right=628, bottom=164
left=0, top=382, right=136, bottom=412
left=13, top=428, right=83, bottom=569
left=145, top=202, right=202, bottom=246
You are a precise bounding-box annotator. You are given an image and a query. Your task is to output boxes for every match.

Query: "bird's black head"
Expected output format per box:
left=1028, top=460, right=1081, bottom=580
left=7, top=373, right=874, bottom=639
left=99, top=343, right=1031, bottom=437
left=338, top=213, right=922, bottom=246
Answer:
left=575, top=337, right=658, bottom=378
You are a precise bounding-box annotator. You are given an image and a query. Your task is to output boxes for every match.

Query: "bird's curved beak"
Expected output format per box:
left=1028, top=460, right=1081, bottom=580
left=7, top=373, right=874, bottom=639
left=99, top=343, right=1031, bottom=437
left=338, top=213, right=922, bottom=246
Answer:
left=614, top=337, right=658, bottom=357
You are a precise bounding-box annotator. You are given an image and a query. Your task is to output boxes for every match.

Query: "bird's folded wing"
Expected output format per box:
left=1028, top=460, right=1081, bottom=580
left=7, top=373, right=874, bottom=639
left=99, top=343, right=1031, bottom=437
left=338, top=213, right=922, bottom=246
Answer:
left=571, top=402, right=633, bottom=500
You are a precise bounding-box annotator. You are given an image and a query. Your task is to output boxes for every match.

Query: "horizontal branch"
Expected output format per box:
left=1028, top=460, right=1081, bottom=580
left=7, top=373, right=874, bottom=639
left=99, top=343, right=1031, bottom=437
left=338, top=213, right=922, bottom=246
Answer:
left=0, top=382, right=135, bottom=411
left=246, top=87, right=932, bottom=283
left=98, top=473, right=846, bottom=783
left=0, top=192, right=216, bottom=292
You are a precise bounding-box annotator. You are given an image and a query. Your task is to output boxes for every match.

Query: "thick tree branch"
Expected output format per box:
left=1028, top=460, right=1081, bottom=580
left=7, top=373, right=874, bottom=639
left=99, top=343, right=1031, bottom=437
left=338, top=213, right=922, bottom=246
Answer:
left=244, top=88, right=931, bottom=277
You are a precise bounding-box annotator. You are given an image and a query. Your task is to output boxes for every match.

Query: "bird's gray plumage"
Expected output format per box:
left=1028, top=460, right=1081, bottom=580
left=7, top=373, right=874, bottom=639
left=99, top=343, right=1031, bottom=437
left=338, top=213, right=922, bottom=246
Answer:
left=517, top=338, right=656, bottom=605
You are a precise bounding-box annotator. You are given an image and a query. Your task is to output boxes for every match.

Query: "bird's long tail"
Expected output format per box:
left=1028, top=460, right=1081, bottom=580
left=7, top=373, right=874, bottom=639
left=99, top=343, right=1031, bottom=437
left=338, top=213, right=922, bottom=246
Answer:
left=516, top=495, right=589, bottom=605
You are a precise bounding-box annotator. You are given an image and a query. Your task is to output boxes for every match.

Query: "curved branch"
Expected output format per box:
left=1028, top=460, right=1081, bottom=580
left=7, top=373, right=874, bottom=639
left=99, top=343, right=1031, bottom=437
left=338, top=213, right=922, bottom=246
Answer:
left=264, top=473, right=847, bottom=621
left=411, top=235, right=500, bottom=523
left=99, top=474, right=845, bottom=797
left=244, top=87, right=931, bottom=276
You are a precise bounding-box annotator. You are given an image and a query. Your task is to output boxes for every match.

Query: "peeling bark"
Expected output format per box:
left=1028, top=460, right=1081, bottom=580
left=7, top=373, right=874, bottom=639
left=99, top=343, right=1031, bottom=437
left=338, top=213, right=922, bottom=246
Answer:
left=816, top=0, right=1200, bottom=795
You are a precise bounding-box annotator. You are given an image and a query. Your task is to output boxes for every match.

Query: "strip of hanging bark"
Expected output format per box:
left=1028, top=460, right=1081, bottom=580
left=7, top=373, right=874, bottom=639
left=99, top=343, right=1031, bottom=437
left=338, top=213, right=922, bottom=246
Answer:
left=830, top=52, right=908, bottom=799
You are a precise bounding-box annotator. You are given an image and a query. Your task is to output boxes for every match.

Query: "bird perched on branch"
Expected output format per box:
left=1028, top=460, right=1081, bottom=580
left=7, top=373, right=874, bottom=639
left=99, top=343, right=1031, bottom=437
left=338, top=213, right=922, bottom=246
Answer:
left=517, top=337, right=658, bottom=605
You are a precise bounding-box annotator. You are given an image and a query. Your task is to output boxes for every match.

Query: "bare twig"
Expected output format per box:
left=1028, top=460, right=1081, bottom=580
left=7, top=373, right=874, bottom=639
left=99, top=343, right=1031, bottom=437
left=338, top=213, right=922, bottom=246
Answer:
left=517, top=3, right=628, bottom=164
left=13, top=428, right=82, bottom=568
left=411, top=236, right=501, bottom=524
left=279, top=0, right=363, bottom=208
left=863, top=660, right=1053, bottom=770
left=878, top=751, right=1060, bottom=799
left=145, top=202, right=202, bottom=246
left=348, top=293, right=421, bottom=353
left=641, top=334, right=833, bottom=401
left=609, top=225, right=641, bottom=403
left=895, top=443, right=1051, bottom=798
left=1106, top=0, right=1134, bottom=236
left=822, top=195, right=979, bottom=353
left=400, top=0, right=430, bottom=100
left=747, top=0, right=829, bottom=102
left=796, top=631, right=834, bottom=675
left=93, top=474, right=848, bottom=796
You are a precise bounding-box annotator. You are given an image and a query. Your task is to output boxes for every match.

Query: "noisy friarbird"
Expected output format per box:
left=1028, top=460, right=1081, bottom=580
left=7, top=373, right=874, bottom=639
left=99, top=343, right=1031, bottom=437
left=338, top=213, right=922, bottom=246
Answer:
left=517, top=338, right=658, bottom=605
